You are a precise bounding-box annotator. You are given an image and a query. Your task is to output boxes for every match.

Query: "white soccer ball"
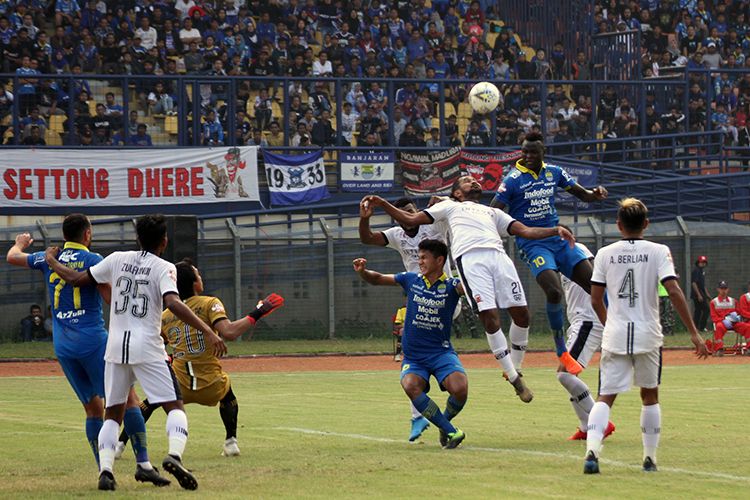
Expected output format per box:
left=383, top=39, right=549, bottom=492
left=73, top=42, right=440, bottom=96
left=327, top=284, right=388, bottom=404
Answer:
left=468, top=82, right=500, bottom=115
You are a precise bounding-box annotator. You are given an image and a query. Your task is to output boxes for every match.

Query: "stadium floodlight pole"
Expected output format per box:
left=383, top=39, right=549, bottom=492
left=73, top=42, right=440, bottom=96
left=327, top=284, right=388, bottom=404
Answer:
left=319, top=217, right=335, bottom=339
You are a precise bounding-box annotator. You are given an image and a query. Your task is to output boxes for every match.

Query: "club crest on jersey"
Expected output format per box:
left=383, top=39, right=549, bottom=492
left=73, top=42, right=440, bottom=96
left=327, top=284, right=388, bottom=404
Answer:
left=545, top=171, right=554, bottom=180
left=498, top=182, right=507, bottom=193
left=211, top=303, right=225, bottom=312
left=437, top=284, right=447, bottom=293
left=401, top=364, right=410, bottom=371
left=474, top=294, right=482, bottom=303
left=168, top=268, right=177, bottom=283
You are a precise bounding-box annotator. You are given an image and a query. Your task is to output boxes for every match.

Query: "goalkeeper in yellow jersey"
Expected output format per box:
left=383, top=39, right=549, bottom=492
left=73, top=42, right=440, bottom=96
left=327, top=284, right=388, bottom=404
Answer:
left=117, top=258, right=284, bottom=457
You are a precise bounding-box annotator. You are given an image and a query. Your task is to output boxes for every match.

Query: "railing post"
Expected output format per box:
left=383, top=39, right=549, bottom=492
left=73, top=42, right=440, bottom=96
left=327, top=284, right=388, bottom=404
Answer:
left=36, top=220, right=50, bottom=309
left=676, top=216, right=691, bottom=294
left=587, top=216, right=602, bottom=250
left=225, top=218, right=243, bottom=323
left=319, top=217, right=335, bottom=339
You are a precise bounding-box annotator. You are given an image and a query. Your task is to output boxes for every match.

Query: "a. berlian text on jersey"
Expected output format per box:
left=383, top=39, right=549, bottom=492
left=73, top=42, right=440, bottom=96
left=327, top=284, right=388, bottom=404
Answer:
left=591, top=239, right=676, bottom=355
left=89, top=250, right=179, bottom=364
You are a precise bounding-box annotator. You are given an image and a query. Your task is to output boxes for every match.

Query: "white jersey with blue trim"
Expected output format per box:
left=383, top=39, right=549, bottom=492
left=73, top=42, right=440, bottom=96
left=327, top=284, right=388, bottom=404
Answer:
left=561, top=242, right=600, bottom=324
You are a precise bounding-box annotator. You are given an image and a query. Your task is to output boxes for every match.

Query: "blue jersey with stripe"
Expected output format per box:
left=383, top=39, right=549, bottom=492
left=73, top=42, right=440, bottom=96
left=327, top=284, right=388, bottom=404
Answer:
left=28, top=242, right=107, bottom=358
left=395, top=272, right=460, bottom=361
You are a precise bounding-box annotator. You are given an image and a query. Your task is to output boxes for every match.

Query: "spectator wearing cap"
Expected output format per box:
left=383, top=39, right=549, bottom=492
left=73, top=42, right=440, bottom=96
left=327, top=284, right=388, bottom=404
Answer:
left=691, top=255, right=711, bottom=332
left=709, top=281, right=750, bottom=354
left=703, top=41, right=722, bottom=69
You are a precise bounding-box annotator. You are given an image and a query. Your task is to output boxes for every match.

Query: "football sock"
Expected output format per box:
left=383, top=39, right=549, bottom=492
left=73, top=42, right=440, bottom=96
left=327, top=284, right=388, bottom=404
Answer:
left=412, top=392, right=456, bottom=434
left=557, top=372, right=595, bottom=431
left=166, top=409, right=189, bottom=460
left=98, top=419, right=120, bottom=473
left=118, top=398, right=159, bottom=446
left=486, top=328, right=519, bottom=382
left=586, top=401, right=610, bottom=458
left=509, top=322, right=529, bottom=370
left=443, top=395, right=466, bottom=421
left=123, top=406, right=150, bottom=468
left=85, top=416, right=103, bottom=467
left=641, top=404, right=661, bottom=463
left=219, top=387, right=239, bottom=440
left=546, top=302, right=567, bottom=356
left=410, top=402, right=422, bottom=419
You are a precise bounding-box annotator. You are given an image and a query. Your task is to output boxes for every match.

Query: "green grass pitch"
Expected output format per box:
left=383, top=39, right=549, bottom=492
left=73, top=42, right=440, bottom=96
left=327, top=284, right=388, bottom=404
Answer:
left=0, top=363, right=747, bottom=499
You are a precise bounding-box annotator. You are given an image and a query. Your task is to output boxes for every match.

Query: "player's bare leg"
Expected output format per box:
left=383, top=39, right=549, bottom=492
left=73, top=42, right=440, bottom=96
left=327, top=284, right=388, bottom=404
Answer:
left=536, top=269, right=583, bottom=375
left=584, top=394, right=617, bottom=474
left=439, top=372, right=469, bottom=447
left=478, top=308, right=533, bottom=402
left=160, top=400, right=197, bottom=490
left=401, top=374, right=464, bottom=449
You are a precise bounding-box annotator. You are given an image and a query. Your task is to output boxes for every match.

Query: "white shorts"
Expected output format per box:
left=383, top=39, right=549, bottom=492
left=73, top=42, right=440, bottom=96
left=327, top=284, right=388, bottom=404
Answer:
left=104, top=360, right=181, bottom=406
left=566, top=319, right=603, bottom=368
left=598, top=348, right=662, bottom=395
left=455, top=248, right=527, bottom=312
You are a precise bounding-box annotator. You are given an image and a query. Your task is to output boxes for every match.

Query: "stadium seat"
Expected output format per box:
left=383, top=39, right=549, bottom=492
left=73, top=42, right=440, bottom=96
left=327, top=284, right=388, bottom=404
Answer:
left=165, top=115, right=178, bottom=135
left=458, top=102, right=473, bottom=119
left=49, top=115, right=65, bottom=134
left=87, top=100, right=97, bottom=116
left=44, top=129, right=62, bottom=145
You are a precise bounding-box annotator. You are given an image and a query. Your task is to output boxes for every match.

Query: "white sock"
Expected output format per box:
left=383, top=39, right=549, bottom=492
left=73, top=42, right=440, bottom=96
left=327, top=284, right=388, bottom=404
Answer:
left=410, top=402, right=422, bottom=419
left=557, top=372, right=595, bottom=431
left=486, top=328, right=518, bottom=382
left=586, top=401, right=610, bottom=458
left=509, top=323, right=529, bottom=370
left=166, top=409, right=189, bottom=459
left=98, top=419, right=120, bottom=473
left=137, top=461, right=153, bottom=470
left=641, top=404, right=661, bottom=463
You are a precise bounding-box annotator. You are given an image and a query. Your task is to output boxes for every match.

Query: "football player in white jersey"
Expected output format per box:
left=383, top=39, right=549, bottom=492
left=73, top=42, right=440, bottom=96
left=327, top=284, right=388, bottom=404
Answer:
left=46, top=214, right=227, bottom=491
left=583, top=198, right=709, bottom=474
left=363, top=175, right=575, bottom=403
left=359, top=196, right=446, bottom=441
left=557, top=235, right=614, bottom=441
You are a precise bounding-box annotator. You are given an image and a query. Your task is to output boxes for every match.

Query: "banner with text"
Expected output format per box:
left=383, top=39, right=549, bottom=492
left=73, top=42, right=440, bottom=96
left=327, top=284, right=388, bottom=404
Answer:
left=263, top=150, right=330, bottom=206
left=460, top=150, right=522, bottom=192
left=340, top=151, right=395, bottom=192
left=400, top=147, right=462, bottom=196
left=0, top=147, right=260, bottom=207
left=557, top=164, right=599, bottom=208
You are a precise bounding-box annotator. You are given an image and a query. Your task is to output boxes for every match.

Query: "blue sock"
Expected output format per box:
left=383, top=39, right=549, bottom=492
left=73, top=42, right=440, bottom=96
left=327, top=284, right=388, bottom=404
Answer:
left=123, top=407, right=149, bottom=463
left=412, top=392, right=457, bottom=434
left=85, top=417, right=103, bottom=467
left=443, top=396, right=466, bottom=421
left=546, top=302, right=567, bottom=356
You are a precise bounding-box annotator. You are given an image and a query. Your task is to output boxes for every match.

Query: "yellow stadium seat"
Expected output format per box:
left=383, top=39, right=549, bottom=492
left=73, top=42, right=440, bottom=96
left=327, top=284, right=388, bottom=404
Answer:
left=458, top=102, right=473, bottom=119
left=45, top=129, right=62, bottom=145
left=165, top=115, right=178, bottom=134
left=49, top=115, right=65, bottom=133
left=487, top=32, right=499, bottom=48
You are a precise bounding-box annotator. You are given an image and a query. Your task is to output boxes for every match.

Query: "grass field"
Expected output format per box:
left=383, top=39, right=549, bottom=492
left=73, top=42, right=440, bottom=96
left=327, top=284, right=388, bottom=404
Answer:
left=0, top=360, right=747, bottom=499
left=0, top=331, right=698, bottom=359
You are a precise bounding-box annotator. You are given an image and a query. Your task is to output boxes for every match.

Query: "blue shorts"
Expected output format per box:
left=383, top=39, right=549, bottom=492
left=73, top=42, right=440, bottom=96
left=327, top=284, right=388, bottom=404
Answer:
left=518, top=237, right=588, bottom=278
left=57, top=340, right=106, bottom=404
left=400, top=350, right=465, bottom=392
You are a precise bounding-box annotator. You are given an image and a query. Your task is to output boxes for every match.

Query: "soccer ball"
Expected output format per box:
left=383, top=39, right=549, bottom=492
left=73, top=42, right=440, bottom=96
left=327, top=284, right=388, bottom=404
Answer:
left=468, top=82, right=500, bottom=115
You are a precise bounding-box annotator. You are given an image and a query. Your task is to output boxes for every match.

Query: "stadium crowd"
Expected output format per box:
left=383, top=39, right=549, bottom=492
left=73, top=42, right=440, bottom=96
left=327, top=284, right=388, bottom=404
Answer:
left=0, top=0, right=749, bottom=150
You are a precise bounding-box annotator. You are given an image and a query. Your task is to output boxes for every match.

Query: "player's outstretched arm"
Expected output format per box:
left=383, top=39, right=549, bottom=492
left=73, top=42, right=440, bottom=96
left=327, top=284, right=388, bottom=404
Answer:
left=6, top=233, right=34, bottom=268
left=591, top=284, right=607, bottom=326
left=216, top=293, right=285, bottom=341
left=353, top=258, right=398, bottom=286
left=164, top=292, right=228, bottom=357
left=358, top=198, right=387, bottom=246
left=568, top=183, right=608, bottom=202
left=663, top=278, right=709, bottom=358
left=509, top=223, right=576, bottom=247
left=362, top=195, right=432, bottom=228
left=44, top=246, right=95, bottom=286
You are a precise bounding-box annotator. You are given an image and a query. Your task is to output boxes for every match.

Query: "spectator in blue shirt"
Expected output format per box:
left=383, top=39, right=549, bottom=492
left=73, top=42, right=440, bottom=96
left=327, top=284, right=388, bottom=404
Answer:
left=256, top=12, right=276, bottom=45
left=55, top=0, right=80, bottom=28
left=429, top=51, right=451, bottom=78
left=129, top=123, right=153, bottom=146
left=16, top=56, right=39, bottom=116
left=201, top=109, right=224, bottom=146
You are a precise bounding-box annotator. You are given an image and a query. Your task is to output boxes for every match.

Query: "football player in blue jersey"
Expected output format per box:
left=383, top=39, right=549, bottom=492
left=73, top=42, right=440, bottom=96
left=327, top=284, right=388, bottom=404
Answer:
left=490, top=132, right=608, bottom=375
left=6, top=214, right=169, bottom=486
left=353, top=239, right=468, bottom=449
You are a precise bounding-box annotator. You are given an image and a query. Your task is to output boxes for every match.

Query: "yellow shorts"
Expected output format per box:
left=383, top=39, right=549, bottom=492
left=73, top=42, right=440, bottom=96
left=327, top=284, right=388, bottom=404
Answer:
left=173, top=361, right=231, bottom=406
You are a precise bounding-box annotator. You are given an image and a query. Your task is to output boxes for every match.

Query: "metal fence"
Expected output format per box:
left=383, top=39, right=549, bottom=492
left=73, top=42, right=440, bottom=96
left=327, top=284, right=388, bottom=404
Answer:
left=2, top=213, right=749, bottom=343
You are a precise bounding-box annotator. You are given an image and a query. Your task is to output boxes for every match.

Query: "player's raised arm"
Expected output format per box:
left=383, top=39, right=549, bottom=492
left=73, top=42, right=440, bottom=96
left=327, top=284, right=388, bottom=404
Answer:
left=6, top=233, right=34, bottom=267
left=663, top=278, right=710, bottom=358
left=215, top=293, right=285, bottom=341
left=363, top=195, right=433, bottom=228
left=567, top=183, right=609, bottom=203
left=358, top=198, right=387, bottom=246
left=509, top=223, right=576, bottom=248
left=353, top=258, right=398, bottom=286
left=44, top=246, right=96, bottom=286
left=164, top=292, right=228, bottom=357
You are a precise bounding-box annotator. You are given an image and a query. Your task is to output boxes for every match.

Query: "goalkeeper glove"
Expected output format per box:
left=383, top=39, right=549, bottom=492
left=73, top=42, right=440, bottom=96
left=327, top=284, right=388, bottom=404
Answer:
left=247, top=293, right=285, bottom=324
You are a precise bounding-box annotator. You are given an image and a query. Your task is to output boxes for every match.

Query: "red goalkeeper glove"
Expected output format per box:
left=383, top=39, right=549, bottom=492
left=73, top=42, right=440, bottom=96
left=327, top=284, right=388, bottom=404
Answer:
left=247, top=293, right=285, bottom=324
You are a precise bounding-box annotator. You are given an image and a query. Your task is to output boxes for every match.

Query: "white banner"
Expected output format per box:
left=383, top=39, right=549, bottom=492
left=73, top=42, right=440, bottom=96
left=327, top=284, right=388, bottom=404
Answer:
left=0, top=147, right=260, bottom=207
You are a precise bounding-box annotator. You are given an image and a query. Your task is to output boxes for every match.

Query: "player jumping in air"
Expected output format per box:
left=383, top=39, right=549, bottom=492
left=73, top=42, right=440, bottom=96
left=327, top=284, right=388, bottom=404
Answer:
left=116, top=258, right=284, bottom=457
left=354, top=239, right=468, bottom=448
left=363, top=176, right=576, bottom=403
left=583, top=198, right=709, bottom=474
left=45, top=214, right=227, bottom=491
left=5, top=214, right=168, bottom=487
left=359, top=196, right=449, bottom=441
left=490, top=131, right=608, bottom=375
